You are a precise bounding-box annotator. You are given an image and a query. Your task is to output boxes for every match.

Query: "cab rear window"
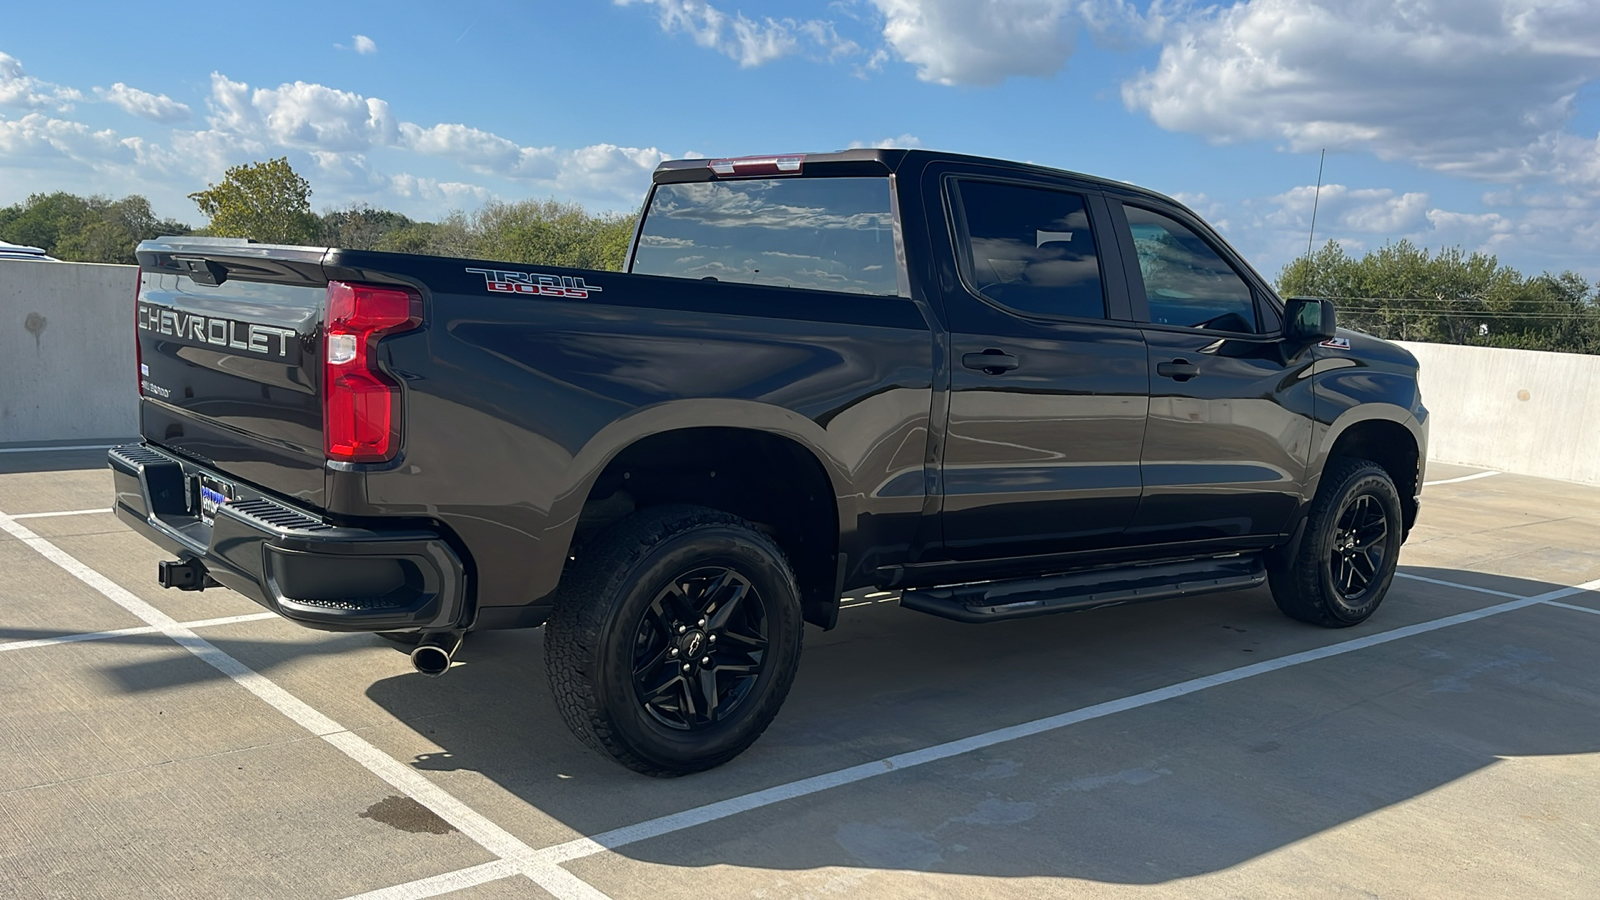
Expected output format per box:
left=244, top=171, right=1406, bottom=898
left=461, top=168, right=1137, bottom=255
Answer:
left=631, top=177, right=902, bottom=296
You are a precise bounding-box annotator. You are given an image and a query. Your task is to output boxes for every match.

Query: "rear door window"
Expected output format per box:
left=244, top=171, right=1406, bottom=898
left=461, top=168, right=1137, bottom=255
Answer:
left=1124, top=205, right=1258, bottom=333
left=952, top=180, right=1107, bottom=320
left=631, top=177, right=901, bottom=296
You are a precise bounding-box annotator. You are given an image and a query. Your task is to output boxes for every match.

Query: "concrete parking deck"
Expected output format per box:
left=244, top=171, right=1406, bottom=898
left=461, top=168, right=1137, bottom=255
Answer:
left=1, top=453, right=1597, bottom=899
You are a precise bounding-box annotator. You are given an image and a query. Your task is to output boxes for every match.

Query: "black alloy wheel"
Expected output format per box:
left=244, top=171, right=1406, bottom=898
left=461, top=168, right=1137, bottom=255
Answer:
left=1268, top=457, right=1404, bottom=628
left=544, top=504, right=805, bottom=776
left=632, top=566, right=770, bottom=730
left=1327, top=494, right=1389, bottom=603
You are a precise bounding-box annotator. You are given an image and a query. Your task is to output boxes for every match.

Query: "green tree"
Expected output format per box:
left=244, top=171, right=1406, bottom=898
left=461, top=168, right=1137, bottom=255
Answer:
left=466, top=198, right=636, bottom=271
left=189, top=157, right=320, bottom=244
left=0, top=192, right=189, bottom=264
left=1279, top=240, right=1600, bottom=354
left=320, top=204, right=418, bottom=251
left=0, top=192, right=97, bottom=254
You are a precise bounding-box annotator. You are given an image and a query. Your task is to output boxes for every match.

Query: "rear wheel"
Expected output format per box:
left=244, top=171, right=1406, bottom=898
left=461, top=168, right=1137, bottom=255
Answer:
left=544, top=505, right=804, bottom=776
left=1270, top=458, right=1403, bottom=628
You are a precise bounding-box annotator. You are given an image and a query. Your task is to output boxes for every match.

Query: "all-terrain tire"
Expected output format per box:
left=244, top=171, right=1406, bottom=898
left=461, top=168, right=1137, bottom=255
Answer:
left=1269, top=457, right=1404, bottom=628
left=543, top=504, right=804, bottom=776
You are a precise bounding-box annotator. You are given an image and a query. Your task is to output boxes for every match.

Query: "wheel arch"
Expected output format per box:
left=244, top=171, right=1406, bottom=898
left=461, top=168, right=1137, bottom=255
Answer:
left=554, top=402, right=851, bottom=629
left=1314, top=406, right=1424, bottom=534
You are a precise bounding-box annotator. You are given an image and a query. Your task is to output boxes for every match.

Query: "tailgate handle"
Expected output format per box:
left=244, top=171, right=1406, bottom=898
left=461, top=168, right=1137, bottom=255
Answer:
left=173, top=257, right=229, bottom=286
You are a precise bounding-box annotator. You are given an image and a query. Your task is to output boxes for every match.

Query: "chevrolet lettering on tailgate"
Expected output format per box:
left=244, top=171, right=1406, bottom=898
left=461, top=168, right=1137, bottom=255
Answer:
left=137, top=303, right=299, bottom=358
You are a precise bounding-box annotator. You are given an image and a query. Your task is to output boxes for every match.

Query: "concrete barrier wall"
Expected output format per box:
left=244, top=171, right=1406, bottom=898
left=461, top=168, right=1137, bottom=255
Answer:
left=3, top=261, right=1597, bottom=484
left=0, top=260, right=139, bottom=444
left=1397, top=341, right=1600, bottom=485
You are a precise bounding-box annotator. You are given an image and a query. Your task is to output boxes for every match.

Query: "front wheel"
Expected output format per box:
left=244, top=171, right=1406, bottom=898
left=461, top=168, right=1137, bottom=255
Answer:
left=543, top=505, right=804, bottom=776
left=1269, top=458, right=1404, bottom=628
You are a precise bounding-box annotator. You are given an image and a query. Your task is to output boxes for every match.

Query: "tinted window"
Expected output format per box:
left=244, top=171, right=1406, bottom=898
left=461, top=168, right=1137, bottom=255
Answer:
left=954, top=181, right=1106, bottom=319
left=631, top=177, right=900, bottom=296
left=1124, top=205, right=1257, bottom=332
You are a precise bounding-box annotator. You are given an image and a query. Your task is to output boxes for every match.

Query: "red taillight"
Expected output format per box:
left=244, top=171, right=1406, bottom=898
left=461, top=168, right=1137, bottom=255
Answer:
left=708, top=155, right=804, bottom=177
left=134, top=267, right=144, bottom=395
left=323, top=281, right=419, bottom=463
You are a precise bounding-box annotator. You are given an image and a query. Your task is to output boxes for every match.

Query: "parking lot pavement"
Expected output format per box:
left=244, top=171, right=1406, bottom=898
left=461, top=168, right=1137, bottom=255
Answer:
left=1, top=453, right=1597, bottom=899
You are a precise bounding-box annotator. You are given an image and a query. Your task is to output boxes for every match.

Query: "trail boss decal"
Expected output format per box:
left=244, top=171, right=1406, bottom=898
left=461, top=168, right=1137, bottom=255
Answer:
left=466, top=267, right=603, bottom=299
left=137, top=303, right=298, bottom=358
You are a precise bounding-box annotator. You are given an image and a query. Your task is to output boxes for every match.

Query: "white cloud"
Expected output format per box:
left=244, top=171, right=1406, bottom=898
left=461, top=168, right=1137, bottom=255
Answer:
left=618, top=0, right=861, bottom=67
left=867, top=0, right=1159, bottom=86
left=0, top=51, right=82, bottom=110
left=1123, top=0, right=1600, bottom=186
left=848, top=133, right=922, bottom=149
left=871, top=0, right=1076, bottom=86
left=388, top=173, right=494, bottom=205
left=96, top=83, right=192, bottom=123
left=186, top=71, right=668, bottom=201
left=1265, top=184, right=1433, bottom=235
left=353, top=35, right=378, bottom=55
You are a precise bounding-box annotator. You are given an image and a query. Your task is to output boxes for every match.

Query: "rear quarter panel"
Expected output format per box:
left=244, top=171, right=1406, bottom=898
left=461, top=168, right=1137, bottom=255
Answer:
left=337, top=257, right=937, bottom=614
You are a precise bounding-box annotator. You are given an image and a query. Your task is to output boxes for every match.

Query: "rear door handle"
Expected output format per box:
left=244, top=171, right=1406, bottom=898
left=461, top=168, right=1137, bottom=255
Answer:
left=1157, top=359, right=1200, bottom=381
left=962, top=350, right=1020, bottom=374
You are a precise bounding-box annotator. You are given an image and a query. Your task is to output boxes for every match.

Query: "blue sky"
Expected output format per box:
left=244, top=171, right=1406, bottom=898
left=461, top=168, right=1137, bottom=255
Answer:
left=4, top=0, right=1599, bottom=282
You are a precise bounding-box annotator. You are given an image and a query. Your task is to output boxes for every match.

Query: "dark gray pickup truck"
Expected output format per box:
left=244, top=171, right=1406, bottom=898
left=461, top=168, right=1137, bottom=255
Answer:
left=113, top=148, right=1427, bottom=774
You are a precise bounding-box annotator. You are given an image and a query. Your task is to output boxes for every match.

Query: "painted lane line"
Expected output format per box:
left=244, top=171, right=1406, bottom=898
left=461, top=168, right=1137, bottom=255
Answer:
left=532, top=594, right=1543, bottom=868
left=1394, top=572, right=1527, bottom=600
left=346, top=571, right=1597, bottom=899
left=1543, top=599, right=1600, bottom=617
left=0, top=444, right=119, bottom=454
left=0, top=612, right=277, bottom=654
left=1529, top=577, right=1600, bottom=604
left=0, top=509, right=614, bottom=900
left=1423, top=471, right=1499, bottom=487
left=10, top=508, right=113, bottom=520
left=343, top=861, right=524, bottom=900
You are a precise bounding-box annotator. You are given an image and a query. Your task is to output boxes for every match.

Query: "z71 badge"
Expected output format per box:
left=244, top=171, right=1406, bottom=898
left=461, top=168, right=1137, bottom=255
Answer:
left=466, top=267, right=603, bottom=299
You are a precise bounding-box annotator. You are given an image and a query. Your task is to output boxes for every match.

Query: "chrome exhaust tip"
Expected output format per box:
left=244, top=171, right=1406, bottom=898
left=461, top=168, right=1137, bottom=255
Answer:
left=410, top=631, right=463, bottom=677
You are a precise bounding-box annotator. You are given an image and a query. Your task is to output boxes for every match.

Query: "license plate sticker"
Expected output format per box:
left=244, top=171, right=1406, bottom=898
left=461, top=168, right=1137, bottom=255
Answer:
left=198, top=476, right=234, bottom=526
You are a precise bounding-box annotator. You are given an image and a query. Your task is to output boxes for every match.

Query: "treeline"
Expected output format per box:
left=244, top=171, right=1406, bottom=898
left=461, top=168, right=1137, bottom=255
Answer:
left=1279, top=240, right=1600, bottom=355
left=3, top=157, right=637, bottom=272
left=324, top=199, right=636, bottom=272
left=0, top=193, right=192, bottom=265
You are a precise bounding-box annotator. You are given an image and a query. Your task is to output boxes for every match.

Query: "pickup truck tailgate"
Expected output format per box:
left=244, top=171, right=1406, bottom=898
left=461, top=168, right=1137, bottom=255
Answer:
left=135, top=244, right=327, bottom=508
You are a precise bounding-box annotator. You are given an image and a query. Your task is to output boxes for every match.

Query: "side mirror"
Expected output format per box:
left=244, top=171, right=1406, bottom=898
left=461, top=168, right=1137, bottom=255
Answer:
left=1284, top=297, right=1337, bottom=342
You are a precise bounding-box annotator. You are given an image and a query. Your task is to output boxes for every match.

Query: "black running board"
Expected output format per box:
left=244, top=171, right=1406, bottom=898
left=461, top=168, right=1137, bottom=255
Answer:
left=899, top=554, right=1267, bottom=624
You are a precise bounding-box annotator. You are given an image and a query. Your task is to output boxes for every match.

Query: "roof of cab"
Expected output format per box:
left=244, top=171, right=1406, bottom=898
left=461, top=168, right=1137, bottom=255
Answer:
left=649, top=147, right=1172, bottom=207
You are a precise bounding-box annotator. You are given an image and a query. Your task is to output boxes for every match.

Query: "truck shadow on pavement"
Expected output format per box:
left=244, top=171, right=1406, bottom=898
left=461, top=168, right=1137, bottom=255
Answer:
left=344, top=564, right=1600, bottom=885
left=66, top=564, right=1600, bottom=884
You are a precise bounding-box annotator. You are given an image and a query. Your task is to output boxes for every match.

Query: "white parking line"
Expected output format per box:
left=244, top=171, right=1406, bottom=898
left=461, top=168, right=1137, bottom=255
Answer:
left=358, top=570, right=1600, bottom=899
left=531, top=595, right=1548, bottom=867
left=11, top=492, right=1595, bottom=900
left=1423, top=471, right=1499, bottom=487
left=0, top=508, right=614, bottom=900
left=10, top=507, right=112, bottom=519
left=0, top=612, right=276, bottom=654
left=1544, top=598, right=1600, bottom=617
left=1395, top=572, right=1527, bottom=599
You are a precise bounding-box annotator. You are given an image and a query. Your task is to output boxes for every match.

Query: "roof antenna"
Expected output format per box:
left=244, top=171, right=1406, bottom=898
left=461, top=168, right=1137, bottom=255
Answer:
left=1305, top=148, right=1326, bottom=258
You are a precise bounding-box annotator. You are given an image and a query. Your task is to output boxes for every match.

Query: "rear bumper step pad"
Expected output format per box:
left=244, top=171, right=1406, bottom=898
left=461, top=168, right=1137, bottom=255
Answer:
left=109, top=443, right=467, bottom=632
